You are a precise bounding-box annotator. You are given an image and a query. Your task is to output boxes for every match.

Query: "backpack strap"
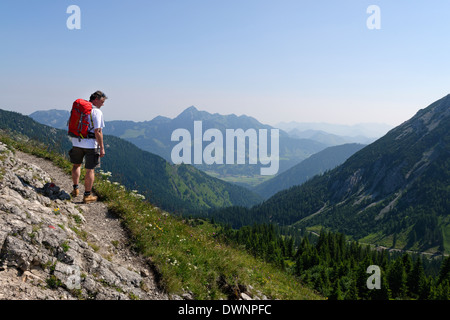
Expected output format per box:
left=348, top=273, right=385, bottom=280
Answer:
left=86, top=110, right=96, bottom=139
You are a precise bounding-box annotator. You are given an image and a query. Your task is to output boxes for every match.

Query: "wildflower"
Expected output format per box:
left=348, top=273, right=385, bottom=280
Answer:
left=99, top=170, right=112, bottom=177
left=136, top=194, right=145, bottom=200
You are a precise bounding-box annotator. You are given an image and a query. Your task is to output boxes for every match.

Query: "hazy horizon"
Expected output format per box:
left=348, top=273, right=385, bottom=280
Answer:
left=22, top=105, right=394, bottom=139
left=20, top=105, right=395, bottom=128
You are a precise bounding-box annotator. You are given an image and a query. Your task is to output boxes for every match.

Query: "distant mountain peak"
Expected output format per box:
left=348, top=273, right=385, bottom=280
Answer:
left=185, top=105, right=198, bottom=112
left=174, top=106, right=272, bottom=129
left=174, top=106, right=206, bottom=121
left=179, top=105, right=199, bottom=115
left=150, top=115, right=171, bottom=123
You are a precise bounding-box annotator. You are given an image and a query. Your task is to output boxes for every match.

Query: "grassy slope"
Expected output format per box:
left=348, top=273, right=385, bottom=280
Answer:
left=0, top=134, right=322, bottom=300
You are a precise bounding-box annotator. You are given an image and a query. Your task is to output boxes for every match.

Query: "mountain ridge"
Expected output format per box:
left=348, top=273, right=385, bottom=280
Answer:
left=253, top=143, right=366, bottom=199
left=30, top=106, right=329, bottom=186
left=208, top=94, right=450, bottom=254
left=0, top=108, right=262, bottom=214
left=276, top=121, right=394, bottom=139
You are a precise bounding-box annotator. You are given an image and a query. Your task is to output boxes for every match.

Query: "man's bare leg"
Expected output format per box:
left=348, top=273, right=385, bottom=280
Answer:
left=84, top=168, right=95, bottom=193
left=71, top=164, right=81, bottom=197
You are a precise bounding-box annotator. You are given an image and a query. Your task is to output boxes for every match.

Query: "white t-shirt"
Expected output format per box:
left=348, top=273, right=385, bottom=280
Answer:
left=71, top=107, right=105, bottom=149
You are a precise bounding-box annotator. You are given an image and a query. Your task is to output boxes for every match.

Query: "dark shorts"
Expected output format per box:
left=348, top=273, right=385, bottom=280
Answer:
left=69, top=147, right=100, bottom=170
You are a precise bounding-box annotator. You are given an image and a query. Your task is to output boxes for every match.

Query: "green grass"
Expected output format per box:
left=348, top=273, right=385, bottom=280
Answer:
left=0, top=133, right=322, bottom=300
left=94, top=174, right=321, bottom=299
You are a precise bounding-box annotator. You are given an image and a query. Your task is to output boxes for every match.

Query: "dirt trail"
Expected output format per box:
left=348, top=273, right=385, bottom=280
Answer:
left=14, top=150, right=168, bottom=300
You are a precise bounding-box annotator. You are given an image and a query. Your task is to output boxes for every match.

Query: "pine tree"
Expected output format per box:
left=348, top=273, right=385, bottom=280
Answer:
left=407, top=257, right=426, bottom=298
left=418, top=276, right=432, bottom=300
left=434, top=280, right=450, bottom=300
left=286, top=237, right=294, bottom=258
left=438, top=256, right=450, bottom=285
left=388, top=258, right=407, bottom=299
left=345, top=279, right=359, bottom=300
left=402, top=254, right=413, bottom=276
left=355, top=259, right=371, bottom=300
left=329, top=281, right=344, bottom=300
left=294, top=254, right=304, bottom=276
left=368, top=271, right=390, bottom=300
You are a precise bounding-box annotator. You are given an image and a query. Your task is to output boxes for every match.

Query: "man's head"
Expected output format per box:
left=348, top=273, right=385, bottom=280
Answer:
left=90, top=90, right=107, bottom=108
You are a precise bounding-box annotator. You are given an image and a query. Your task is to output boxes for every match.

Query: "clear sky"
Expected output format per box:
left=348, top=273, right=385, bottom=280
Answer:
left=1, top=0, right=450, bottom=127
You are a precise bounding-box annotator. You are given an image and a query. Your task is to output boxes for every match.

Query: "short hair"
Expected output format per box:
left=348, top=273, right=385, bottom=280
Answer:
left=89, top=90, right=108, bottom=102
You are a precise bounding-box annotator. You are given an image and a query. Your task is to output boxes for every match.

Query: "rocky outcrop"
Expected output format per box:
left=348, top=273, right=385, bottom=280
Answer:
left=0, top=142, right=166, bottom=300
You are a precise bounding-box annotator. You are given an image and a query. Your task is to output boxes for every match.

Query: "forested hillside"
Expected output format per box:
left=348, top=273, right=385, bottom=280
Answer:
left=207, top=94, right=450, bottom=254
left=219, top=224, right=450, bottom=299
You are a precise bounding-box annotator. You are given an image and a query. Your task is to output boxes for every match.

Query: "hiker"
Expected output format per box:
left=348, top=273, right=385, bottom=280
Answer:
left=69, top=90, right=107, bottom=203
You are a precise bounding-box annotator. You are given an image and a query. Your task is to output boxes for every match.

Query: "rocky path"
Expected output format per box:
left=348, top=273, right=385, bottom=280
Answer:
left=0, top=143, right=168, bottom=300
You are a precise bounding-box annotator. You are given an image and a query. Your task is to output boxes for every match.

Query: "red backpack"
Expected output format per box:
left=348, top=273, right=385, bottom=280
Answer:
left=67, top=99, right=95, bottom=139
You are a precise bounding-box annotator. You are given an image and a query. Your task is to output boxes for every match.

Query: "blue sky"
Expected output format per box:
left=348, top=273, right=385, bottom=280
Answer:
left=1, top=1, right=450, bottom=127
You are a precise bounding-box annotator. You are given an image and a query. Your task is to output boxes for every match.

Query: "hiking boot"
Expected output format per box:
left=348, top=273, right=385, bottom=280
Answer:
left=83, top=194, right=98, bottom=204
left=71, top=189, right=79, bottom=197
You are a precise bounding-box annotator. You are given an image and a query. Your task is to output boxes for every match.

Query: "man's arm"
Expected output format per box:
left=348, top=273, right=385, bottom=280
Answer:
left=95, top=128, right=105, bottom=157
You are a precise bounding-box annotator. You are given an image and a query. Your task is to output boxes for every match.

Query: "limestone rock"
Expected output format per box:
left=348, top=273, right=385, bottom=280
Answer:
left=0, top=142, right=167, bottom=300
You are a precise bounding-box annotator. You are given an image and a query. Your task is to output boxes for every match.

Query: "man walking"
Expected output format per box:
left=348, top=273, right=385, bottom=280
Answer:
left=69, top=90, right=107, bottom=203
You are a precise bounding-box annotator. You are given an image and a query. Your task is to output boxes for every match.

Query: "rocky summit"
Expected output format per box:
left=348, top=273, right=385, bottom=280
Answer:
left=0, top=142, right=167, bottom=300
